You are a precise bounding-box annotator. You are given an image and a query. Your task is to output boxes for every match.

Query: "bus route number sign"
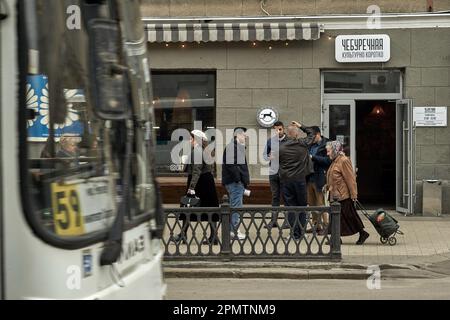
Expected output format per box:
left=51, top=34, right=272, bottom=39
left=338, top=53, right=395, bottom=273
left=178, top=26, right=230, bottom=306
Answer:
left=50, top=178, right=115, bottom=236
left=51, top=182, right=84, bottom=236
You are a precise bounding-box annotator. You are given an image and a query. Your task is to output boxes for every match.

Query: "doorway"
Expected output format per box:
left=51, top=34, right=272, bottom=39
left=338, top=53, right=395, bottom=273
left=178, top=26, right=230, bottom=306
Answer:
left=322, top=70, right=416, bottom=214
left=355, top=100, right=396, bottom=209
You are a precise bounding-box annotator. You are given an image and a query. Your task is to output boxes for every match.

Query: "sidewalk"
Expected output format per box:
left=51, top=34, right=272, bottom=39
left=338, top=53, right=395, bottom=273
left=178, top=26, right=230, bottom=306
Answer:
left=334, top=211, right=450, bottom=265
left=162, top=209, right=450, bottom=279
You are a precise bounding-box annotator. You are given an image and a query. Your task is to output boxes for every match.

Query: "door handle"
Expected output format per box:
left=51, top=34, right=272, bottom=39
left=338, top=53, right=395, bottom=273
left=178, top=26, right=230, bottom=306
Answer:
left=402, top=121, right=409, bottom=198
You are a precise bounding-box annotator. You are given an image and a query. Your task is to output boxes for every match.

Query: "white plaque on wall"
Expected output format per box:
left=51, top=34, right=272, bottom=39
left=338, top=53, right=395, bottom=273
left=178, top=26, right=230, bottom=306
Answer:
left=413, top=107, right=447, bottom=127
left=335, top=34, right=390, bottom=63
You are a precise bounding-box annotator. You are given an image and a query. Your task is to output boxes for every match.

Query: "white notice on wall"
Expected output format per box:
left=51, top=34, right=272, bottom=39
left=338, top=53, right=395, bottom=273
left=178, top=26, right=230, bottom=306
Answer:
left=413, top=107, right=447, bottom=127
left=336, top=135, right=345, bottom=145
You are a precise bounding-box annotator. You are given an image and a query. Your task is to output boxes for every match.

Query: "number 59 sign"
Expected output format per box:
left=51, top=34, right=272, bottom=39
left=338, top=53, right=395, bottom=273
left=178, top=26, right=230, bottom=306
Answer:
left=51, top=182, right=85, bottom=236
left=51, top=178, right=115, bottom=236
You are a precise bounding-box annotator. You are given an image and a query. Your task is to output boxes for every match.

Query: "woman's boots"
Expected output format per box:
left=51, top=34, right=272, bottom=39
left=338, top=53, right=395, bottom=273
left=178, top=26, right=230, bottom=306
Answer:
left=356, top=230, right=370, bottom=245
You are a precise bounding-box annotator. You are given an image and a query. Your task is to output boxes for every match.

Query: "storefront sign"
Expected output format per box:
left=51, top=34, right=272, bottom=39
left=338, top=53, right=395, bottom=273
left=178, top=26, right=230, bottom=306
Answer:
left=335, top=34, right=390, bottom=63
left=256, top=107, right=279, bottom=128
left=413, top=107, right=447, bottom=127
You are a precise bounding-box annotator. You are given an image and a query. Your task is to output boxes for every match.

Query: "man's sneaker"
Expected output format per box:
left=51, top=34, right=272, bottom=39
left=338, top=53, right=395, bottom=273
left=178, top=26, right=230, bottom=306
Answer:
left=230, top=230, right=246, bottom=240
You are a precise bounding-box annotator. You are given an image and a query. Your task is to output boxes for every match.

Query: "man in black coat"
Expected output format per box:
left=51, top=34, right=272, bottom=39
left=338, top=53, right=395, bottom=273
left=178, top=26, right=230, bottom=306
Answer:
left=222, top=127, right=249, bottom=240
left=278, top=121, right=315, bottom=240
left=306, top=126, right=332, bottom=235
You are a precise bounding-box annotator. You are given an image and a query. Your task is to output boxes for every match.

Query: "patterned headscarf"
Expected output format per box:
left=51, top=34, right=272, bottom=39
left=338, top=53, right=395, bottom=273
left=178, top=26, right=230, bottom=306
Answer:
left=326, top=140, right=343, bottom=160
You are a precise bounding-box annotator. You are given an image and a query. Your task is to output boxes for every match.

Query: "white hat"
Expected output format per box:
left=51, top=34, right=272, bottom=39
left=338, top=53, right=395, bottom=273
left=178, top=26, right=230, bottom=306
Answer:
left=191, top=129, right=208, bottom=141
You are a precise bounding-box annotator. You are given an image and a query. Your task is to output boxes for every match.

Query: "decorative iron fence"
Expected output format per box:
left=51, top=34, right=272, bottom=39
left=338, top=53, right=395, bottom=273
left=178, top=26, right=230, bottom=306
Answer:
left=162, top=196, right=341, bottom=260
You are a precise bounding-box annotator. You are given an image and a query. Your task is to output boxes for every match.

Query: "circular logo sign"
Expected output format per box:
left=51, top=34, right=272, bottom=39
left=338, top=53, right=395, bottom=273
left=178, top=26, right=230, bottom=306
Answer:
left=256, top=107, right=279, bottom=128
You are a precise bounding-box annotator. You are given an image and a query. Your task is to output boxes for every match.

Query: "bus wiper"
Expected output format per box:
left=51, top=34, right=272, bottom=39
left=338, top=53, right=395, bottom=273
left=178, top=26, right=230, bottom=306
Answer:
left=100, top=120, right=132, bottom=266
left=82, top=3, right=131, bottom=266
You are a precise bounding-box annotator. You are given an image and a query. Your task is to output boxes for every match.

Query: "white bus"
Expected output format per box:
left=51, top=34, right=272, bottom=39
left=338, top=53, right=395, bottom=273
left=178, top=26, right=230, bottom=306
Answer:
left=0, top=0, right=166, bottom=299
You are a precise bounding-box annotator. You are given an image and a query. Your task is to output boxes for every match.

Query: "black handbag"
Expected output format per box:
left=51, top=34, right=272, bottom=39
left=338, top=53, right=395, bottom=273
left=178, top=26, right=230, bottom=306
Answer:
left=180, top=195, right=200, bottom=208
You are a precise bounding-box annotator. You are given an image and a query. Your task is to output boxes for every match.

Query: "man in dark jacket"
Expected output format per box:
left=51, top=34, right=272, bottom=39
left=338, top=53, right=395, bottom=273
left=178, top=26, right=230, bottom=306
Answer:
left=222, top=127, right=249, bottom=240
left=306, top=126, right=331, bottom=235
left=279, top=121, right=315, bottom=240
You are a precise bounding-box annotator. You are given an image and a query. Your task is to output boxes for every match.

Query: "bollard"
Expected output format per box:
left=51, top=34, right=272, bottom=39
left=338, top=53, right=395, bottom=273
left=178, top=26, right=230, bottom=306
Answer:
left=220, top=195, right=231, bottom=260
left=330, top=199, right=342, bottom=260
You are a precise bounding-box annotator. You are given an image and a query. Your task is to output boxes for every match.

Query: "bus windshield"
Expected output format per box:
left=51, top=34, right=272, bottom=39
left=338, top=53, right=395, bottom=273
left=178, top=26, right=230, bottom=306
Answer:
left=21, top=0, right=158, bottom=245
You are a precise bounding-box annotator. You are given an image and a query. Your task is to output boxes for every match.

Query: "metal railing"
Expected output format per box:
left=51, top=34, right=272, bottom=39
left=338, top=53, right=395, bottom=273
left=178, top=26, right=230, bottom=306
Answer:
left=162, top=196, right=341, bottom=260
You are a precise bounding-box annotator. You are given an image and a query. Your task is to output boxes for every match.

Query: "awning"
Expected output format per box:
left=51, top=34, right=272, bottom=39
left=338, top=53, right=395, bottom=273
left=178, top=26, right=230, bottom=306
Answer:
left=145, top=22, right=323, bottom=43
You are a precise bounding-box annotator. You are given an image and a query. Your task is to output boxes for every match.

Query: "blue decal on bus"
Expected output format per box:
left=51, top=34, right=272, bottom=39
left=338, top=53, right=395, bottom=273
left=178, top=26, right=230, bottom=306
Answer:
left=26, top=75, right=84, bottom=141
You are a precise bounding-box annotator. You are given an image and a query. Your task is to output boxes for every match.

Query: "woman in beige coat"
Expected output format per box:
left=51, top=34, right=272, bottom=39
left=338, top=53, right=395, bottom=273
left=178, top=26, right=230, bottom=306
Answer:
left=325, top=141, right=369, bottom=245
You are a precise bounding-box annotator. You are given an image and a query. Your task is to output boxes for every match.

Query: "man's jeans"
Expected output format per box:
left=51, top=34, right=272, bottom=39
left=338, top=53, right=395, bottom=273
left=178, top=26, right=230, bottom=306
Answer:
left=281, top=179, right=307, bottom=239
left=225, top=182, right=244, bottom=231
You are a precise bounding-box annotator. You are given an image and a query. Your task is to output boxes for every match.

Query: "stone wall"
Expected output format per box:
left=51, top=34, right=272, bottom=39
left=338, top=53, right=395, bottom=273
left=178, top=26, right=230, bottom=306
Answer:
left=141, top=0, right=450, bottom=17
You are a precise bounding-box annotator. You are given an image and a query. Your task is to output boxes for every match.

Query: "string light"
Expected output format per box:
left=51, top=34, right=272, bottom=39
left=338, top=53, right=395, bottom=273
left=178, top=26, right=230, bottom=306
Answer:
left=165, top=43, right=169, bottom=47
left=285, top=42, right=289, bottom=46
left=252, top=42, right=256, bottom=46
left=181, top=43, right=185, bottom=48
left=268, top=46, right=272, bottom=50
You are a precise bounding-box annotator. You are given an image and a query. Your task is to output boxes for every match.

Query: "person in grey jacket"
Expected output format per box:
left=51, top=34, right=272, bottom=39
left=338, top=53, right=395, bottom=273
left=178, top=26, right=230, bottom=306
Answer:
left=279, top=121, right=315, bottom=240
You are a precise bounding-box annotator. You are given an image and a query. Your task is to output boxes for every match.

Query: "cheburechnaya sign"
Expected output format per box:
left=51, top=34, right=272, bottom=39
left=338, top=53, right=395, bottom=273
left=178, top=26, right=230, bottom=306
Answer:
left=335, top=34, right=390, bottom=63
left=414, top=107, right=447, bottom=127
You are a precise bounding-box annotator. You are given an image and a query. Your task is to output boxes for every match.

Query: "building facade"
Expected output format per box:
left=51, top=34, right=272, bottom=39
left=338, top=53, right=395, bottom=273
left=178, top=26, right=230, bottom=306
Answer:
left=142, top=1, right=450, bottom=215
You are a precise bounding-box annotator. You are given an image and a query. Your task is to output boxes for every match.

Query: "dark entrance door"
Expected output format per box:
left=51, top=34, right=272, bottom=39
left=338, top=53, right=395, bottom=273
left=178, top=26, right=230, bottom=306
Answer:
left=355, top=100, right=396, bottom=209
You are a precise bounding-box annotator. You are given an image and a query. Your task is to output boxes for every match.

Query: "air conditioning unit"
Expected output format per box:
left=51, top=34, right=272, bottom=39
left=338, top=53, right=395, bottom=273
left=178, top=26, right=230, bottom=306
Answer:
left=370, top=73, right=388, bottom=86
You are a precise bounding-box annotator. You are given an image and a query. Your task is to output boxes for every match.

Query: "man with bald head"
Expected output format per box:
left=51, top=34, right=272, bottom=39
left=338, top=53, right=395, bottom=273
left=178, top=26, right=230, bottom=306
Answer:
left=278, top=121, right=315, bottom=240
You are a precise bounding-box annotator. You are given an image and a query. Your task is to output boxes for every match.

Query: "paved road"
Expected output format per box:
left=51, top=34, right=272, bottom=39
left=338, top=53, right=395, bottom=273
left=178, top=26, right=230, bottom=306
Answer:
left=166, top=277, right=450, bottom=300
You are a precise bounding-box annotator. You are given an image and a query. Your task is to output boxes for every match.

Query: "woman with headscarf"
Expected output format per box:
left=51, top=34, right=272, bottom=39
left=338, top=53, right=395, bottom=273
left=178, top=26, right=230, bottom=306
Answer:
left=171, top=129, right=220, bottom=245
left=325, top=141, right=369, bottom=245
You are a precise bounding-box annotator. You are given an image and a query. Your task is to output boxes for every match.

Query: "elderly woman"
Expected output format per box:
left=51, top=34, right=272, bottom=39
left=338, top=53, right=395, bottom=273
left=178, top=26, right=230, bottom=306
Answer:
left=325, top=141, right=369, bottom=245
left=172, top=130, right=219, bottom=245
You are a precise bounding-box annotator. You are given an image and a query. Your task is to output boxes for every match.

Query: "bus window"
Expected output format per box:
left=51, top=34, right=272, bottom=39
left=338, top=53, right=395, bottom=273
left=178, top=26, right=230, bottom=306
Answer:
left=20, top=1, right=159, bottom=247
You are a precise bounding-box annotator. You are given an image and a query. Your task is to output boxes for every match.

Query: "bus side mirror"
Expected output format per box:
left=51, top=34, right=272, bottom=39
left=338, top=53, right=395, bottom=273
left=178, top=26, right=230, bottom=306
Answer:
left=88, top=19, right=130, bottom=120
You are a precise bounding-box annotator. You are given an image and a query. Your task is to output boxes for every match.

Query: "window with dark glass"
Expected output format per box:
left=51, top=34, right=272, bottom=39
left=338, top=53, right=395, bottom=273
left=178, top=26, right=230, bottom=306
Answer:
left=324, top=70, right=401, bottom=94
left=151, top=71, right=216, bottom=175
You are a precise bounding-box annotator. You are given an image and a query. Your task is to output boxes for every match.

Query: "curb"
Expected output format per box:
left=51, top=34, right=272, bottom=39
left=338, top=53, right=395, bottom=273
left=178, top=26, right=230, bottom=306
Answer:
left=164, top=267, right=368, bottom=280
left=164, top=265, right=441, bottom=280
